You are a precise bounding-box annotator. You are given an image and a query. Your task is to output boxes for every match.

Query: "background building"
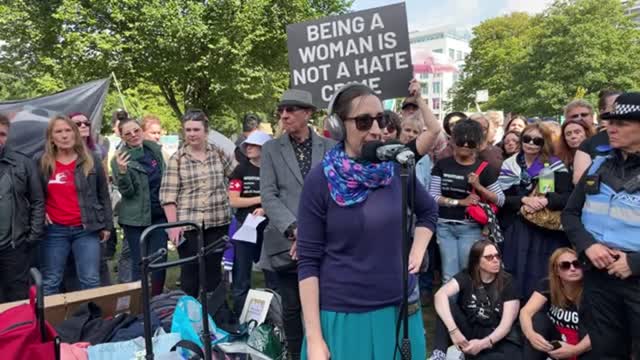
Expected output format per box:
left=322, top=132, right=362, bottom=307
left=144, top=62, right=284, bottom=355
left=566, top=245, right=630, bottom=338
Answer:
left=409, top=26, right=471, bottom=121
left=622, top=0, right=640, bottom=23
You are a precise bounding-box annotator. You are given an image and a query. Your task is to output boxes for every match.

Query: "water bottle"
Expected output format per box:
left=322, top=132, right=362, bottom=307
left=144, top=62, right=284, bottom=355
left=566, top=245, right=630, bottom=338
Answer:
left=538, top=162, right=555, bottom=194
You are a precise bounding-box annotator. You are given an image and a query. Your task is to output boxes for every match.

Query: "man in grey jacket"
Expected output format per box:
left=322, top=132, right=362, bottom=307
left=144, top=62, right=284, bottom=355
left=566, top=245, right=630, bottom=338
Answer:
left=260, top=89, right=335, bottom=360
left=0, top=114, right=45, bottom=302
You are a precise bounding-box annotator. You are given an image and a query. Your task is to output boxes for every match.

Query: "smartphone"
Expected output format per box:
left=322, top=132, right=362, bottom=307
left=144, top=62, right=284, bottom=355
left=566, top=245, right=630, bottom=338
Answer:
left=550, top=340, right=562, bottom=350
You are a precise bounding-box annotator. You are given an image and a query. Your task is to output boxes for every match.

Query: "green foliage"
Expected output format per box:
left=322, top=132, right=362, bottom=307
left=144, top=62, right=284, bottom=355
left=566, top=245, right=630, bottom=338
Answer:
left=451, top=0, right=640, bottom=116
left=0, top=0, right=351, bottom=136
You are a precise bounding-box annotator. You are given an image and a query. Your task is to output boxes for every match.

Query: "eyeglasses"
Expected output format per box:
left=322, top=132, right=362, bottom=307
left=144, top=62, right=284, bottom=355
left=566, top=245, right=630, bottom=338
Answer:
left=558, top=260, right=581, bottom=271
left=522, top=135, right=545, bottom=146
left=483, top=254, right=501, bottom=261
left=345, top=113, right=387, bottom=132
left=455, top=139, right=478, bottom=149
left=74, top=121, right=91, bottom=128
left=569, top=112, right=590, bottom=120
left=277, top=105, right=305, bottom=116
left=122, top=128, right=141, bottom=138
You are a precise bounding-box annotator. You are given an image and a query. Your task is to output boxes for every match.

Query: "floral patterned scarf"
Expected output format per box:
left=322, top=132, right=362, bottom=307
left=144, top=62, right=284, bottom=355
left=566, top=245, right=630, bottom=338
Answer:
left=322, top=143, right=394, bottom=207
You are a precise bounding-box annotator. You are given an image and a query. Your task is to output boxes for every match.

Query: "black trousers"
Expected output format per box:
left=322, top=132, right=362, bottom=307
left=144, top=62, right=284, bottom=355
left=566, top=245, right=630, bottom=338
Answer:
left=178, top=225, right=227, bottom=298
left=433, top=299, right=521, bottom=360
left=581, top=265, right=640, bottom=359
left=276, top=270, right=302, bottom=360
left=523, top=311, right=595, bottom=360
left=0, top=242, right=31, bottom=302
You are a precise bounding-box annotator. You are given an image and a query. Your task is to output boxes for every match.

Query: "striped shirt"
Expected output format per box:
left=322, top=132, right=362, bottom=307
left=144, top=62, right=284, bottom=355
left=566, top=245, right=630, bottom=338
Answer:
left=160, top=143, right=236, bottom=229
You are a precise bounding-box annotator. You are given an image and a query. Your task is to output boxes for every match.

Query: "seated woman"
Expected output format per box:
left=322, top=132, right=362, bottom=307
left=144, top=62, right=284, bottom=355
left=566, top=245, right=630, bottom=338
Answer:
left=432, top=240, right=521, bottom=360
left=520, top=247, right=593, bottom=360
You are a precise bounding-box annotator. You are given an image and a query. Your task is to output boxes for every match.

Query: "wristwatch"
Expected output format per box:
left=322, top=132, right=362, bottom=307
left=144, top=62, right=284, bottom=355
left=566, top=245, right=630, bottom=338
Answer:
left=447, top=199, right=460, bottom=207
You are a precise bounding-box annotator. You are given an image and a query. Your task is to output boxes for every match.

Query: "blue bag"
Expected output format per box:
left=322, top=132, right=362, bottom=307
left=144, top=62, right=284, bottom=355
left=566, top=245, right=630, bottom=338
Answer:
left=171, top=295, right=229, bottom=357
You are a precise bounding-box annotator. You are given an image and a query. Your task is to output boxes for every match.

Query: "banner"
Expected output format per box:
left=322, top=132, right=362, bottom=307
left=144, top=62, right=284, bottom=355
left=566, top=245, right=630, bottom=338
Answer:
left=0, top=78, right=111, bottom=157
left=286, top=3, right=413, bottom=108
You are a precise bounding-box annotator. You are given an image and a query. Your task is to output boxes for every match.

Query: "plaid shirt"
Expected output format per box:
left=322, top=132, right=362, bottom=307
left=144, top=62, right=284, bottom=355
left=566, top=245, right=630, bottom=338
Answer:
left=160, top=143, right=236, bottom=229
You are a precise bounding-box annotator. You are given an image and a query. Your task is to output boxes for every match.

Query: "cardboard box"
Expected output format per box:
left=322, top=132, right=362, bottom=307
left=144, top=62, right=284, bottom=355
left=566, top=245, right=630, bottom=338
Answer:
left=0, top=281, right=142, bottom=326
left=64, top=281, right=142, bottom=320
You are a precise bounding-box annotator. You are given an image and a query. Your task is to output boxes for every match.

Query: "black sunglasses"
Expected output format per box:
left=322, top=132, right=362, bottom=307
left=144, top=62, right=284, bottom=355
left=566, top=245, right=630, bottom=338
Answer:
left=483, top=253, right=501, bottom=261
left=569, top=112, right=590, bottom=120
left=346, top=113, right=387, bottom=132
left=277, top=105, right=306, bottom=115
left=522, top=135, right=545, bottom=146
left=74, top=120, right=91, bottom=127
left=455, top=138, right=478, bottom=149
left=558, top=260, right=581, bottom=271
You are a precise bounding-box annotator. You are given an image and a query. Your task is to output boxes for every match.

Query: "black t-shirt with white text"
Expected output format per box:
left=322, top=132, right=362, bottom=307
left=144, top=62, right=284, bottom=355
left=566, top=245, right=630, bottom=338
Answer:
left=228, top=161, right=261, bottom=223
left=432, top=157, right=499, bottom=221
left=535, top=279, right=580, bottom=347
left=578, top=130, right=609, bottom=159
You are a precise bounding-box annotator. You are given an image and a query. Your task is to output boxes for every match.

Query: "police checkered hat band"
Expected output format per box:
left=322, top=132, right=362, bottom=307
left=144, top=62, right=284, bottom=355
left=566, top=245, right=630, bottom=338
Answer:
left=600, top=92, right=640, bottom=121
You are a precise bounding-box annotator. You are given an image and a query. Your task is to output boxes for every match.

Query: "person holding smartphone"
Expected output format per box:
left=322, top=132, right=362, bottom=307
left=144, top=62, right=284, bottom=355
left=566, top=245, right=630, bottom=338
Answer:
left=111, top=118, right=167, bottom=295
left=520, top=248, right=593, bottom=360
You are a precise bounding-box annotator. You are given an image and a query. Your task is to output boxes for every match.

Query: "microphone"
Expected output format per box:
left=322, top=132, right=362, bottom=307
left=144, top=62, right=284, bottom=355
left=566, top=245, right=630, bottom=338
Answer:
left=361, top=140, right=416, bottom=164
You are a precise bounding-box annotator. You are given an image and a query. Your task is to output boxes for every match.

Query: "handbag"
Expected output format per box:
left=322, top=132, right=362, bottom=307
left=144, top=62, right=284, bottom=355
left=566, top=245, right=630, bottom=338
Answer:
left=520, top=188, right=563, bottom=231
left=465, top=161, right=499, bottom=225
left=269, top=248, right=297, bottom=272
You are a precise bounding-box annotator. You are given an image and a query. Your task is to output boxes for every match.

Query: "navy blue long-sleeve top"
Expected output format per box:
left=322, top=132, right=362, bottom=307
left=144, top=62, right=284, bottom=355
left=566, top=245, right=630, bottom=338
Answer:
left=297, top=163, right=438, bottom=313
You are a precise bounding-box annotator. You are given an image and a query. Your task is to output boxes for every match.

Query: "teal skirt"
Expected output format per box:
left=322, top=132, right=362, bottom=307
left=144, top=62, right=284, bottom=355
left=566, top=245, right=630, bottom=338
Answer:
left=301, top=306, right=426, bottom=360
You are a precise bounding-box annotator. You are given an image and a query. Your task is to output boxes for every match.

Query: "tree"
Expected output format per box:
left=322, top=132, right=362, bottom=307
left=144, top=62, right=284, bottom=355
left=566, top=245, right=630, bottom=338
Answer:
left=450, top=12, right=536, bottom=112
left=451, top=0, right=640, bottom=116
left=0, top=0, right=352, bottom=135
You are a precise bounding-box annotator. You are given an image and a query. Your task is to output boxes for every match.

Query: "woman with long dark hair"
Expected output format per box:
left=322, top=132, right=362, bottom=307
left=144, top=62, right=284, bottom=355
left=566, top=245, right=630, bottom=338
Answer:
left=38, top=115, right=112, bottom=295
left=431, top=240, right=520, bottom=359
left=112, top=118, right=167, bottom=295
left=520, top=247, right=593, bottom=360
left=297, top=82, right=438, bottom=360
left=429, top=119, right=505, bottom=282
left=498, top=122, right=571, bottom=299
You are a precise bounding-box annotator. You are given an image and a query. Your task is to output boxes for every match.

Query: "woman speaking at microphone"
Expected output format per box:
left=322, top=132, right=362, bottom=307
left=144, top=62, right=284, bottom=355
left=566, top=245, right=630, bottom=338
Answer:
left=296, top=83, right=438, bottom=360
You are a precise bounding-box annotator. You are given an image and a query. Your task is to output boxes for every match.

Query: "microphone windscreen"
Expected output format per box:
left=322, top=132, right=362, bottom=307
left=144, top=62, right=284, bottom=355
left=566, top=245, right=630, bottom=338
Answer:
left=361, top=140, right=385, bottom=163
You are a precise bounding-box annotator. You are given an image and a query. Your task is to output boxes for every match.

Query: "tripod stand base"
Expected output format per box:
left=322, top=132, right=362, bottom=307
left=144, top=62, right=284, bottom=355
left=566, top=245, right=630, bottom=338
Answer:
left=400, top=338, right=412, bottom=360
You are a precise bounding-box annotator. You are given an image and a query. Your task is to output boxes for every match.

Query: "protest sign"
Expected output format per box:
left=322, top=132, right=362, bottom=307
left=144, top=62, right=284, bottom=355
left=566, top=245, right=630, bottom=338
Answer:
left=286, top=3, right=413, bottom=108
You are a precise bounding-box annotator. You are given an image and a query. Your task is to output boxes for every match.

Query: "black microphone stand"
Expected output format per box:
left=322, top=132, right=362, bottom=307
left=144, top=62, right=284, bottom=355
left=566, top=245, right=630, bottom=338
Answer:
left=399, top=156, right=416, bottom=360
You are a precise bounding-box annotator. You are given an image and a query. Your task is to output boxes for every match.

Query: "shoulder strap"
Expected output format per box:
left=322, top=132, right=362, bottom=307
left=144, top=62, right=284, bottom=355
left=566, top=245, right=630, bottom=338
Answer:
left=170, top=339, right=205, bottom=359
left=475, top=161, right=489, bottom=176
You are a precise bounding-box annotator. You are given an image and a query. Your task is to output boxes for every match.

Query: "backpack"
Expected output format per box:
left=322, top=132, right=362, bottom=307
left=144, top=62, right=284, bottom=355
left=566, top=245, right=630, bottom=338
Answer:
left=150, top=290, right=186, bottom=332
left=0, top=270, right=60, bottom=360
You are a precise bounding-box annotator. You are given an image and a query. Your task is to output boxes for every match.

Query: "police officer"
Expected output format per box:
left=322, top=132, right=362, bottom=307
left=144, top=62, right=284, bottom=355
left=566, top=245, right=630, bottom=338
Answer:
left=0, top=113, right=45, bottom=302
left=562, top=92, right=640, bottom=359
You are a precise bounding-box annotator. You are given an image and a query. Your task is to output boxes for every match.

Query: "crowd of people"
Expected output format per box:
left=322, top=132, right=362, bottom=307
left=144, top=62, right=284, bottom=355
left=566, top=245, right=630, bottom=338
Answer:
left=0, top=80, right=638, bottom=360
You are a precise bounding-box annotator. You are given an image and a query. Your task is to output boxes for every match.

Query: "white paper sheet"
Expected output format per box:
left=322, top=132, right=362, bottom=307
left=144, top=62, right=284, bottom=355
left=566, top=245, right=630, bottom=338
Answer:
left=232, top=214, right=267, bottom=243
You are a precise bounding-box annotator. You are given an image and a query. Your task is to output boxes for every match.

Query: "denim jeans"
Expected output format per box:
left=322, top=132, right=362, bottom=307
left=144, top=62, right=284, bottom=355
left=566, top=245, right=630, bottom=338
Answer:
left=436, top=221, right=482, bottom=282
left=122, top=213, right=168, bottom=295
left=40, top=224, right=101, bottom=295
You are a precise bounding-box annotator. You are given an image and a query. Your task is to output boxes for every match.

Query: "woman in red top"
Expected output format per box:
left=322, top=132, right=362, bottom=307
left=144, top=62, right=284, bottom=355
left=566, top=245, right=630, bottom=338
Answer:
left=520, top=247, right=594, bottom=359
left=38, top=116, right=112, bottom=295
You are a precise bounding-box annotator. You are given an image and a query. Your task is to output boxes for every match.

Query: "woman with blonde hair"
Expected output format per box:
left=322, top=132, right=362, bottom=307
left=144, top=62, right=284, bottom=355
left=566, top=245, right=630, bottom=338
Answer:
left=38, top=115, right=112, bottom=295
left=520, top=247, right=593, bottom=359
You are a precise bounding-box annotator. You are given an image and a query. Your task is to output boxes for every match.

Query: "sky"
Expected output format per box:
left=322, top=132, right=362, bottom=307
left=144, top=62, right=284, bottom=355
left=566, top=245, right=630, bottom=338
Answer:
left=351, top=0, right=554, bottom=31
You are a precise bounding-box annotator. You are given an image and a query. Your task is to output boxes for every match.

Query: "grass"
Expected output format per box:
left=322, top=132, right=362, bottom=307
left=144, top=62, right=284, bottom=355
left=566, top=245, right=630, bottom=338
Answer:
left=107, top=237, right=438, bottom=355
